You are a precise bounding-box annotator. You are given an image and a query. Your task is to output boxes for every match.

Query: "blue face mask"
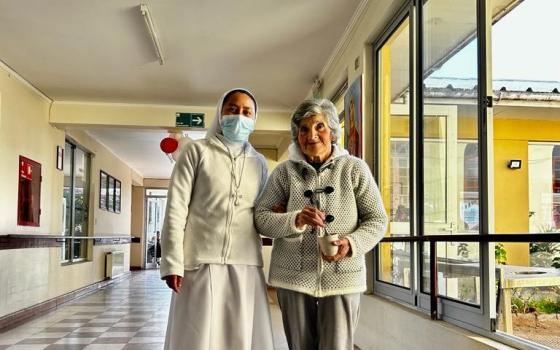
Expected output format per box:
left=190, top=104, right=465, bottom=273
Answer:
left=220, top=115, right=255, bottom=143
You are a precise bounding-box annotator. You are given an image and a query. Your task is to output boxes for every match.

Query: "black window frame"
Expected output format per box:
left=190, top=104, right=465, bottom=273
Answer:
left=371, top=1, right=560, bottom=348
left=62, top=140, right=91, bottom=264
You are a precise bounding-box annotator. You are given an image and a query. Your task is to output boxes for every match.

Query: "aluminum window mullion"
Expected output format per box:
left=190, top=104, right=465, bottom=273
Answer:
left=69, top=143, right=76, bottom=262
left=477, top=0, right=495, bottom=330
left=414, top=0, right=426, bottom=310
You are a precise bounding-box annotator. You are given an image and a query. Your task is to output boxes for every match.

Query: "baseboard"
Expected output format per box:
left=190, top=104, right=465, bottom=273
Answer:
left=0, top=271, right=132, bottom=333
left=130, top=266, right=142, bottom=271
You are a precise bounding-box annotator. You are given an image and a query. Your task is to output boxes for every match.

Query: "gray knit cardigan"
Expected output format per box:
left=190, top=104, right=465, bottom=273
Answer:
left=255, top=144, right=388, bottom=297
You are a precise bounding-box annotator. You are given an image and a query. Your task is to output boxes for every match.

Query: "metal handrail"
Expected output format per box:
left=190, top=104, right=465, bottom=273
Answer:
left=378, top=232, right=560, bottom=320
left=2, top=234, right=131, bottom=240
left=380, top=233, right=560, bottom=243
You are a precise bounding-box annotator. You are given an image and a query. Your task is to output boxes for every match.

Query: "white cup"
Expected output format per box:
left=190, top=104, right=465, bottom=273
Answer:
left=318, top=234, right=339, bottom=256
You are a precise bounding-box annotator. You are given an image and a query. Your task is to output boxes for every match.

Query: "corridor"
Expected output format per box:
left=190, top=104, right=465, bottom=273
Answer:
left=0, top=270, right=288, bottom=350
left=2, top=1, right=559, bottom=349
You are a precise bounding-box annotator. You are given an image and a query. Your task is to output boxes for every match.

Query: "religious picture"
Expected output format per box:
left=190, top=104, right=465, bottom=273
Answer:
left=344, top=76, right=362, bottom=158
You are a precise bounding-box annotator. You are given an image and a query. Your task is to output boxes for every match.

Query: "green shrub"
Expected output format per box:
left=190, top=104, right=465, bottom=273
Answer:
left=495, top=243, right=507, bottom=265
left=534, top=298, right=560, bottom=314
left=511, top=296, right=525, bottom=311
left=512, top=295, right=560, bottom=314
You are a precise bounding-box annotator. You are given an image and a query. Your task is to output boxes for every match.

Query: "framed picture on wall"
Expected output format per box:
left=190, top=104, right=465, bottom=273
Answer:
left=100, top=170, right=121, bottom=214
left=115, top=180, right=121, bottom=213
left=56, top=146, right=64, bottom=171
left=99, top=171, right=108, bottom=210
left=107, top=176, right=115, bottom=212
left=344, top=75, right=363, bottom=158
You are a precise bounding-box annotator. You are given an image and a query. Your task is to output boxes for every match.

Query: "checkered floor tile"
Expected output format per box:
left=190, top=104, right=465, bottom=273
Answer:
left=0, top=270, right=288, bottom=350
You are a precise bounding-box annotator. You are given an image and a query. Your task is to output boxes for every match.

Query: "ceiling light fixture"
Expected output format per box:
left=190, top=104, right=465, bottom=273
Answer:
left=140, top=4, right=164, bottom=65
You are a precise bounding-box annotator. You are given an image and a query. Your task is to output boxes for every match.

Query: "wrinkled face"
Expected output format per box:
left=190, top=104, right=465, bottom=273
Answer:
left=221, top=92, right=256, bottom=119
left=297, top=113, right=334, bottom=163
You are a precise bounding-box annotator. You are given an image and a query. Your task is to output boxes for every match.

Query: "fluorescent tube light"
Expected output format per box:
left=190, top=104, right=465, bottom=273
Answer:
left=140, top=4, right=164, bottom=65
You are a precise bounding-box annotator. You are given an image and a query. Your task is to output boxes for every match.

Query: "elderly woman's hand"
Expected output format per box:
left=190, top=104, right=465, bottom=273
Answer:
left=322, top=238, right=351, bottom=262
left=295, top=206, right=326, bottom=229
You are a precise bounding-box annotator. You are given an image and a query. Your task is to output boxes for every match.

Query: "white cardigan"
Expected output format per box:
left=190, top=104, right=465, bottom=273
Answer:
left=160, top=136, right=268, bottom=278
left=255, top=144, right=388, bottom=297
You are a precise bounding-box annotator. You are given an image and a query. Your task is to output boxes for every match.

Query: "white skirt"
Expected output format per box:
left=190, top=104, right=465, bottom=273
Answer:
left=164, top=264, right=274, bottom=350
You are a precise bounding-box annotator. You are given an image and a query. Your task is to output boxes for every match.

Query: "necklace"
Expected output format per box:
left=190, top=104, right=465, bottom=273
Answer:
left=230, top=146, right=247, bottom=206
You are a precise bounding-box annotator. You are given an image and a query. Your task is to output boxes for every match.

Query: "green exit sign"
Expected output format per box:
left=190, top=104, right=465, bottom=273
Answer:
left=175, top=113, right=205, bottom=128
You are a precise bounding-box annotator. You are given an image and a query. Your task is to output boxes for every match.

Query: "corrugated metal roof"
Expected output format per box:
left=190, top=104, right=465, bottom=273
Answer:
left=424, top=77, right=560, bottom=93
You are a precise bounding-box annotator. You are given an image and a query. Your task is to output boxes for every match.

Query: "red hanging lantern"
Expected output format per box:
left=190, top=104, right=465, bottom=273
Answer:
left=160, top=137, right=179, bottom=154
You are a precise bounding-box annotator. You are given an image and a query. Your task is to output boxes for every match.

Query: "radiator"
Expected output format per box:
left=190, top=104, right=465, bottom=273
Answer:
left=105, top=251, right=125, bottom=279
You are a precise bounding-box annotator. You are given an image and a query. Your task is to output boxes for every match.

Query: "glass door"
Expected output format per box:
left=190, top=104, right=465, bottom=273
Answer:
left=145, top=189, right=168, bottom=269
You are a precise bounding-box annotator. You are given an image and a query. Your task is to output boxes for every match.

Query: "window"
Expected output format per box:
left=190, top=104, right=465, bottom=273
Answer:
left=420, top=0, right=482, bottom=307
left=376, top=15, right=412, bottom=292
left=374, top=0, right=560, bottom=348
left=145, top=188, right=167, bottom=267
left=62, top=140, right=91, bottom=262
left=491, top=0, right=560, bottom=345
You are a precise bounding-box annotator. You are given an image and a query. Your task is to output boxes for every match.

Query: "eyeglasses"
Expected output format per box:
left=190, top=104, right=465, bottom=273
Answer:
left=304, top=186, right=335, bottom=224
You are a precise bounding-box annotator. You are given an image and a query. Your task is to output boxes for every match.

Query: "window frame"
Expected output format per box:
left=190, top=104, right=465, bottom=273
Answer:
left=372, top=0, right=417, bottom=306
left=62, top=139, right=91, bottom=264
left=372, top=1, right=560, bottom=348
left=372, top=0, right=495, bottom=335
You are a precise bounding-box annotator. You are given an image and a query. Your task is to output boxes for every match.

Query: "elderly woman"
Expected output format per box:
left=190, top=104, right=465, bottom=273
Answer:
left=255, top=98, right=388, bottom=350
left=161, top=88, right=274, bottom=350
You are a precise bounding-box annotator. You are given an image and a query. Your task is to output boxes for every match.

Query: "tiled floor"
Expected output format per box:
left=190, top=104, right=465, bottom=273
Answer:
left=0, top=270, right=289, bottom=350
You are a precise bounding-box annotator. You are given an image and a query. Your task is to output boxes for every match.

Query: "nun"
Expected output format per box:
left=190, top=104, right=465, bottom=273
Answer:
left=160, top=88, right=274, bottom=350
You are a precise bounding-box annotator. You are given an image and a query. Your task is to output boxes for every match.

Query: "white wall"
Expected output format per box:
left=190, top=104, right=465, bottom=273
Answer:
left=0, top=64, right=136, bottom=318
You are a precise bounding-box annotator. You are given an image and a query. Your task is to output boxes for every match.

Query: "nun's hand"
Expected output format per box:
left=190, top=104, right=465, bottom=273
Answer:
left=164, top=275, right=183, bottom=293
left=322, top=238, right=351, bottom=262
left=271, top=202, right=287, bottom=213
left=295, top=206, right=326, bottom=229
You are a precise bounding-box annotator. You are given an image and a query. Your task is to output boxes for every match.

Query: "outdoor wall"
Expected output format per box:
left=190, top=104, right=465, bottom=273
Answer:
left=0, top=64, right=135, bottom=318
left=494, top=138, right=529, bottom=266
left=493, top=117, right=560, bottom=266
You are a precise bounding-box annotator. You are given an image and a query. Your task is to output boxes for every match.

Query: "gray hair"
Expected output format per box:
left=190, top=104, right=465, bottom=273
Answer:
left=290, top=99, right=341, bottom=143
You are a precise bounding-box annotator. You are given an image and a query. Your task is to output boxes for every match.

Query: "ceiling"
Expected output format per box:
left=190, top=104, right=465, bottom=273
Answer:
left=0, top=0, right=362, bottom=110
left=0, top=1, right=363, bottom=179
left=86, top=128, right=290, bottom=179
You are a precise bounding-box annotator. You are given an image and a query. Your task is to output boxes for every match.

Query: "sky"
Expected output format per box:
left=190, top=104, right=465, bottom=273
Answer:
left=430, top=0, right=560, bottom=82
